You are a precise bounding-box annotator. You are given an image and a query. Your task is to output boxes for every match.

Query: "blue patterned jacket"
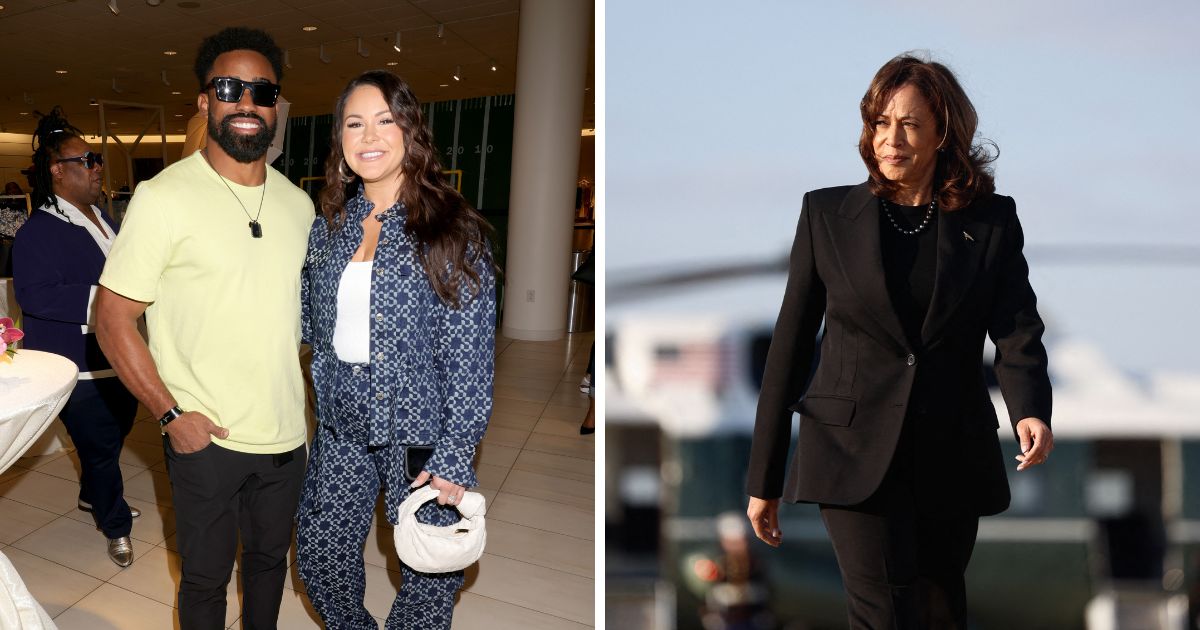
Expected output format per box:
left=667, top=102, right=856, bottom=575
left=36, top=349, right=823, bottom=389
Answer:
left=300, top=191, right=496, bottom=489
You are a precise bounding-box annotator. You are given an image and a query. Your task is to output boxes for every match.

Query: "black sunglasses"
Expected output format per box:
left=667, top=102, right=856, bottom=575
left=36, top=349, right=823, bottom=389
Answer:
left=56, top=151, right=104, bottom=169
left=204, top=77, right=281, bottom=107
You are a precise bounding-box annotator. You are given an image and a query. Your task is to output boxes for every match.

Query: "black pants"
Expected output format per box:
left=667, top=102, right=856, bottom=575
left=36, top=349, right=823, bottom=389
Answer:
left=164, top=438, right=306, bottom=630
left=58, top=377, right=138, bottom=538
left=820, top=418, right=980, bottom=630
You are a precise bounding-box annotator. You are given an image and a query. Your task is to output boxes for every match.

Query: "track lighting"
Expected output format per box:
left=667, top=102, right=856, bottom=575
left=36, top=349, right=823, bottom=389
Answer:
left=284, top=49, right=292, bottom=69
left=490, top=59, right=497, bottom=72
left=357, top=37, right=369, bottom=58
left=111, top=78, right=123, bottom=93
left=392, top=31, right=402, bottom=53
left=453, top=65, right=461, bottom=81
left=161, top=70, right=170, bottom=86
left=436, top=23, right=444, bottom=39
left=108, top=0, right=119, bottom=15
left=319, top=44, right=331, bottom=64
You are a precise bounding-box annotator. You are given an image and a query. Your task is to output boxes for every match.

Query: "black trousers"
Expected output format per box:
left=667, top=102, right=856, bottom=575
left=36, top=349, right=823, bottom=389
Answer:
left=58, top=377, right=138, bottom=538
left=819, top=416, right=980, bottom=630
left=164, top=438, right=306, bottom=630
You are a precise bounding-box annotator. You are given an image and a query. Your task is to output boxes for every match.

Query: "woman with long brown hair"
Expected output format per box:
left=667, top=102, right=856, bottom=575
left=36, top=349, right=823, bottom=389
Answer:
left=745, top=54, right=1054, bottom=628
left=294, top=70, right=496, bottom=628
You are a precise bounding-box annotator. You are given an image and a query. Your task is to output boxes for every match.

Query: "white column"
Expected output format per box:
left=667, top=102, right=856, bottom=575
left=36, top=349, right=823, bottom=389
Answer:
left=501, top=0, right=591, bottom=341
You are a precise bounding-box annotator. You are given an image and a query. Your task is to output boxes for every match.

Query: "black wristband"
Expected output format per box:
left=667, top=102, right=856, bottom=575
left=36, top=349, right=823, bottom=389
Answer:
left=158, top=406, right=184, bottom=430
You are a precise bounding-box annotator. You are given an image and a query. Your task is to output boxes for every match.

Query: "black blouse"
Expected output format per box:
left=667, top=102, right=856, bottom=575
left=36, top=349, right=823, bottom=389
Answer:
left=878, top=200, right=938, bottom=348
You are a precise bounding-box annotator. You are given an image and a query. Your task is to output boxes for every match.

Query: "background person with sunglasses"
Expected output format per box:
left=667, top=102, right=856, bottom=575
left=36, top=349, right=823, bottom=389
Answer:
left=96, top=27, right=312, bottom=629
left=11, top=106, right=142, bottom=568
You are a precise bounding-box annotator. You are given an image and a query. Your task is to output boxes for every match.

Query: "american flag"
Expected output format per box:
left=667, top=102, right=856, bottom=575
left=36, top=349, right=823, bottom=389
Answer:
left=650, top=340, right=733, bottom=391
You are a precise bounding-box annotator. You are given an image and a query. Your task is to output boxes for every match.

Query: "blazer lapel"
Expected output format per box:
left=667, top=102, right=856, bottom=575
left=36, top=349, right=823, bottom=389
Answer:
left=920, top=198, right=993, bottom=345
left=826, top=183, right=910, bottom=354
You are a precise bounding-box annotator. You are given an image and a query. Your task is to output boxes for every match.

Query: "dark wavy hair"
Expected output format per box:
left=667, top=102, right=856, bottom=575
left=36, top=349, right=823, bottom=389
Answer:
left=320, top=70, right=494, bottom=307
left=193, top=27, right=284, bottom=89
left=858, top=53, right=997, bottom=210
left=30, top=106, right=84, bottom=220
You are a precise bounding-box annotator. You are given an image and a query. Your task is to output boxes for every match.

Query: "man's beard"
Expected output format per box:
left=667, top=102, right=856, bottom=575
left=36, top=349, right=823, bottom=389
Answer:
left=208, top=112, right=276, bottom=163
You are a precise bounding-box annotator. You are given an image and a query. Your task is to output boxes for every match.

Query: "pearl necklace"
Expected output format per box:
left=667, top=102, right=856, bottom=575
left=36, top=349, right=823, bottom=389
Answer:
left=880, top=197, right=935, bottom=236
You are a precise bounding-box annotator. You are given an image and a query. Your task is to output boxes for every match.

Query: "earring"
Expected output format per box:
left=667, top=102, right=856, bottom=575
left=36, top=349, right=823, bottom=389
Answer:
left=338, top=157, right=355, bottom=183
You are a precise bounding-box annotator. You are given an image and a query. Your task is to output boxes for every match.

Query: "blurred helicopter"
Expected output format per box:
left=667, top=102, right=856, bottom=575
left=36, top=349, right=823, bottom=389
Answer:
left=605, top=244, right=1200, bottom=630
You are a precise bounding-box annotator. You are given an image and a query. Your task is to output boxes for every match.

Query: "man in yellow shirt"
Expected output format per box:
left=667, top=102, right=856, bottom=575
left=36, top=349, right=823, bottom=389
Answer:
left=96, top=27, right=311, bottom=629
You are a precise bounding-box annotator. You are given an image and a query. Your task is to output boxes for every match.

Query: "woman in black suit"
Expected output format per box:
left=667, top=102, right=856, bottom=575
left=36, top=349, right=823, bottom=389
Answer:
left=745, top=54, right=1054, bottom=628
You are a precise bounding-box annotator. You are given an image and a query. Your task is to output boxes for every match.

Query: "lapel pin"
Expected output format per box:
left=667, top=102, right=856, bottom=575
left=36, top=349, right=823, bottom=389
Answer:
left=962, top=231, right=975, bottom=242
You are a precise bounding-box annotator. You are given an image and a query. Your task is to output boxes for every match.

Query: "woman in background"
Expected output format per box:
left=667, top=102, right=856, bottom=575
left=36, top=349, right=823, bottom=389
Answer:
left=12, top=107, right=141, bottom=568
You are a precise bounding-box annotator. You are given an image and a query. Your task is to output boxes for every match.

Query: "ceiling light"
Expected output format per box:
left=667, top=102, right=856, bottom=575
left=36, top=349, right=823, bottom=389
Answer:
left=386, top=61, right=398, bottom=67
left=283, top=49, right=292, bottom=69
left=490, top=60, right=497, bottom=72
left=357, top=37, right=369, bottom=58
left=90, top=99, right=98, bottom=106
left=108, top=0, right=119, bottom=15
left=302, top=25, right=317, bottom=32
left=171, top=90, right=181, bottom=95
left=55, top=69, right=68, bottom=74
left=452, top=65, right=461, bottom=81
left=0, top=5, right=6, bottom=10
left=146, top=0, right=162, bottom=5
left=163, top=50, right=177, bottom=56
left=161, top=70, right=170, bottom=86
left=18, top=112, right=28, bottom=116
left=392, top=31, right=402, bottom=53
left=174, top=114, right=183, bottom=117
left=439, top=84, right=448, bottom=88
left=436, top=23, right=444, bottom=39
left=319, top=44, right=331, bottom=64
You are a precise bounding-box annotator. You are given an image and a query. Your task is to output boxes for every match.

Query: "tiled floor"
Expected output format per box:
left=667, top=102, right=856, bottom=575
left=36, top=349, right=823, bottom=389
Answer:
left=0, top=333, right=595, bottom=629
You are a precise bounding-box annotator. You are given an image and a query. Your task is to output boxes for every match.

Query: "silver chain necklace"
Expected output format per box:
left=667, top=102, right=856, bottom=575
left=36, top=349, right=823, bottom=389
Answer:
left=880, top=197, right=935, bottom=236
left=203, top=150, right=266, bottom=238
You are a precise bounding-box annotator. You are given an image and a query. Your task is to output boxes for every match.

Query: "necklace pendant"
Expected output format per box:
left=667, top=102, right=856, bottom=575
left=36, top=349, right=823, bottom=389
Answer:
left=249, top=220, right=263, bottom=238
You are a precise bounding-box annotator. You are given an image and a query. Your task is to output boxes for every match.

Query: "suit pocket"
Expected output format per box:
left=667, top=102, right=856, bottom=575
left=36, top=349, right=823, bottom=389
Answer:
left=789, top=394, right=856, bottom=427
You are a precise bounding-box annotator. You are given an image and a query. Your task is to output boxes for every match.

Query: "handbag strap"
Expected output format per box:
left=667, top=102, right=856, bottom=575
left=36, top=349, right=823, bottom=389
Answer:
left=399, top=485, right=487, bottom=520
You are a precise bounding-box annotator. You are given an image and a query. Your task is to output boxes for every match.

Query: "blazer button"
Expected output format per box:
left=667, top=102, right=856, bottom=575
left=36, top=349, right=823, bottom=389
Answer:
left=375, top=352, right=385, bottom=362
left=375, top=313, right=384, bottom=323
left=905, top=353, right=917, bottom=366
left=376, top=391, right=386, bottom=400
left=352, top=365, right=362, bottom=374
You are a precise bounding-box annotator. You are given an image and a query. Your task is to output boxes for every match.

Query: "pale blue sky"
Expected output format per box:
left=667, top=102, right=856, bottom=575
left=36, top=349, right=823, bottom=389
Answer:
left=608, top=0, right=1200, bottom=374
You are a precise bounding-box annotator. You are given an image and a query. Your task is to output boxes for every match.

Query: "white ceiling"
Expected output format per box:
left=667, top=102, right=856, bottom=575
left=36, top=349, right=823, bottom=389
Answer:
left=0, top=0, right=594, bottom=135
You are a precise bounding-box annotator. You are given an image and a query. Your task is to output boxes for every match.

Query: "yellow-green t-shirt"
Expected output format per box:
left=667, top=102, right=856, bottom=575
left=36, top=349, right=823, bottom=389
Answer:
left=100, top=151, right=313, bottom=454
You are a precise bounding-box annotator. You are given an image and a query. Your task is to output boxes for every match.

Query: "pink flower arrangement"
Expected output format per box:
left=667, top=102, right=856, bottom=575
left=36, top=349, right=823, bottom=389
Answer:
left=0, top=317, right=23, bottom=359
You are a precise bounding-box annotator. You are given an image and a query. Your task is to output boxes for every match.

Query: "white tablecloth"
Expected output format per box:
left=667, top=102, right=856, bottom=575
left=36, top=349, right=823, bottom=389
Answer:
left=0, top=350, right=78, bottom=474
left=0, top=283, right=73, bottom=459
left=0, top=552, right=55, bottom=629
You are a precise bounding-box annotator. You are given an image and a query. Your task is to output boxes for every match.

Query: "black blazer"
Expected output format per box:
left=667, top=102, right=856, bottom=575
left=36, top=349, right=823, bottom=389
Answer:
left=745, top=182, right=1051, bottom=516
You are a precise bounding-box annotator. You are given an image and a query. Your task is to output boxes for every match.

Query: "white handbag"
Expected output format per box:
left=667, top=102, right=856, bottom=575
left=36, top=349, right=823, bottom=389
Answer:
left=394, top=485, right=487, bottom=573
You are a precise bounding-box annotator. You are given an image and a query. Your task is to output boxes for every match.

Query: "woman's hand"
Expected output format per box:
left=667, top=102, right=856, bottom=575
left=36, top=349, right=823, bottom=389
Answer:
left=411, top=470, right=467, bottom=506
left=1014, top=417, right=1054, bottom=471
left=746, top=496, right=782, bottom=547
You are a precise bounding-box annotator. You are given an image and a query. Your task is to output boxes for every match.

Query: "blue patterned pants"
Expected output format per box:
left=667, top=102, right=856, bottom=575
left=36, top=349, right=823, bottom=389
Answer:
left=296, top=361, right=464, bottom=629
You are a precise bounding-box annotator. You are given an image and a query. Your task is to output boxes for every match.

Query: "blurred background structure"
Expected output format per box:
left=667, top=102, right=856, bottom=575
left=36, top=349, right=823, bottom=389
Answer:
left=606, top=1, right=1200, bottom=628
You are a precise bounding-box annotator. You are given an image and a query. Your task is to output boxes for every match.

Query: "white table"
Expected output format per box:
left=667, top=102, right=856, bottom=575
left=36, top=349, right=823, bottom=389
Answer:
left=0, top=350, right=78, bottom=474
left=0, top=349, right=73, bottom=630
left=0, top=281, right=74, bottom=459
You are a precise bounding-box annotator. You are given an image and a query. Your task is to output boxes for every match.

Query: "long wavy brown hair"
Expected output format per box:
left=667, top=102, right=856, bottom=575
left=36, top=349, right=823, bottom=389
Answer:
left=858, top=54, right=997, bottom=210
left=319, top=70, right=494, bottom=307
